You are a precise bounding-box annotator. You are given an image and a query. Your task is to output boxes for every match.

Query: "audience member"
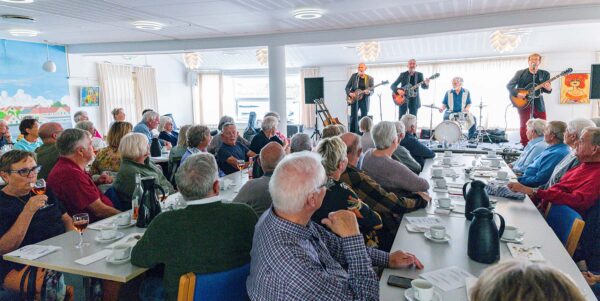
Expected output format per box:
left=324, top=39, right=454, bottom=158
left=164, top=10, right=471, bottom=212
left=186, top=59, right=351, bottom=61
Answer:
left=362, top=121, right=430, bottom=193
left=208, top=116, right=250, bottom=154
left=182, top=125, right=212, bottom=163
left=399, top=114, right=435, bottom=168
left=47, top=129, right=119, bottom=222
left=359, top=116, right=375, bottom=150
left=510, top=118, right=548, bottom=174
left=134, top=111, right=171, bottom=149
left=264, top=111, right=289, bottom=144
left=132, top=153, right=257, bottom=301
left=169, top=125, right=190, bottom=160
left=90, top=121, right=132, bottom=175
left=471, top=260, right=585, bottom=301
left=290, top=133, right=312, bottom=153
left=322, top=124, right=342, bottom=138
left=75, top=120, right=107, bottom=151
left=158, top=116, right=178, bottom=146
left=13, top=118, right=42, bottom=152
left=336, top=124, right=347, bottom=134
left=216, top=123, right=256, bottom=175
left=583, top=271, right=600, bottom=298
left=0, top=120, right=12, bottom=149
left=247, top=152, right=423, bottom=300
left=592, top=117, right=600, bottom=127
left=517, top=121, right=570, bottom=187
left=35, top=122, right=63, bottom=179
left=392, top=121, right=421, bottom=174
left=73, top=110, right=102, bottom=138
left=249, top=116, right=283, bottom=154
left=233, top=142, right=285, bottom=216
left=109, top=107, right=126, bottom=129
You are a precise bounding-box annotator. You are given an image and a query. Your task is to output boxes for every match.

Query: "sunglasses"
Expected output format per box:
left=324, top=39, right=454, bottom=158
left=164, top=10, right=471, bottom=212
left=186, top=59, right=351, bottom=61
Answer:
left=8, top=165, right=42, bottom=177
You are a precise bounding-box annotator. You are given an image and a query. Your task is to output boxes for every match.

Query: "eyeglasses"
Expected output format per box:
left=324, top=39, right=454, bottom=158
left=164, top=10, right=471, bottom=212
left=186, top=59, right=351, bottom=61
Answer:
left=8, top=165, right=42, bottom=177
left=318, top=178, right=335, bottom=191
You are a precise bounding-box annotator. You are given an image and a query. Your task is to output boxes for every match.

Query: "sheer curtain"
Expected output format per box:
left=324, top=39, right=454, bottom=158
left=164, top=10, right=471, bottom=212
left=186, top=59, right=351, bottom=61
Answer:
left=133, top=66, right=159, bottom=122
left=96, top=63, right=134, bottom=133
left=195, top=72, right=223, bottom=126
left=300, top=68, right=320, bottom=128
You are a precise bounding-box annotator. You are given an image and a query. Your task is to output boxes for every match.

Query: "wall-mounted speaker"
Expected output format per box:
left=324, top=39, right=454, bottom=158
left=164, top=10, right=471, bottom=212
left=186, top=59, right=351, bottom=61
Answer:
left=591, top=64, right=600, bottom=99
left=304, top=77, right=324, bottom=104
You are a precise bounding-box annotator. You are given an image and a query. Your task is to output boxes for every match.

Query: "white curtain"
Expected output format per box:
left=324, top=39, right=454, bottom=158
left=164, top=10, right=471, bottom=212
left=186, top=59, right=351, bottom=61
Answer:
left=300, top=68, right=321, bottom=128
left=133, top=66, right=159, bottom=122
left=195, top=72, right=223, bottom=126
left=96, top=63, right=134, bottom=133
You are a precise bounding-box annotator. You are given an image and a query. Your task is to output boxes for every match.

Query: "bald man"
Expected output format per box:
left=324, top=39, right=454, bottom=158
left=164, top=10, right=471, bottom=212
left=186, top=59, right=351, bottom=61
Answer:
left=345, top=63, right=374, bottom=133
left=233, top=142, right=285, bottom=216
left=391, top=59, right=430, bottom=117
left=35, top=122, right=64, bottom=179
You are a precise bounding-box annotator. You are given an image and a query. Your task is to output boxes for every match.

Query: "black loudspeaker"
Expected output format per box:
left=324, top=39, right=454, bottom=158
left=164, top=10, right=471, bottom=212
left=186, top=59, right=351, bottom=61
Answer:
left=304, top=77, right=324, bottom=104
left=591, top=64, right=600, bottom=99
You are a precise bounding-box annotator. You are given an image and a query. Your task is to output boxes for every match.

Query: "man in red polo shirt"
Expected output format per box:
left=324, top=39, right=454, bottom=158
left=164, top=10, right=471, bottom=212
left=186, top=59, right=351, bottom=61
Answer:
left=47, top=128, right=119, bottom=222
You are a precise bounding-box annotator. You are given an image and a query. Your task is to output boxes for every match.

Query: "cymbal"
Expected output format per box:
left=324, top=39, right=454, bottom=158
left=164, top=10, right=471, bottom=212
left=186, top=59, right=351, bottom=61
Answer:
left=423, top=104, right=441, bottom=109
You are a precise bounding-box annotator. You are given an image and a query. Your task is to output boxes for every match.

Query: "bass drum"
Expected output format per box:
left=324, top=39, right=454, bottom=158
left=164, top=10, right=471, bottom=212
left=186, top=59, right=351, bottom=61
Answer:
left=434, top=121, right=462, bottom=143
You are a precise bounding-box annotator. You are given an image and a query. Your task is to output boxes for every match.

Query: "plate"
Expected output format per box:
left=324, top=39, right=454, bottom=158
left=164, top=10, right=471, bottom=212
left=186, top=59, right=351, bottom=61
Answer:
left=501, top=235, right=524, bottom=243
left=106, top=254, right=130, bottom=264
left=95, top=232, right=125, bottom=243
left=404, top=288, right=441, bottom=301
left=116, top=221, right=136, bottom=229
left=424, top=232, right=451, bottom=243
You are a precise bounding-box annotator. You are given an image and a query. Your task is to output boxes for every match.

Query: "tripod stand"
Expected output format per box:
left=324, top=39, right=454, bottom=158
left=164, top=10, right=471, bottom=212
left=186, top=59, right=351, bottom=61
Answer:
left=473, top=100, right=492, bottom=144
left=310, top=101, right=322, bottom=141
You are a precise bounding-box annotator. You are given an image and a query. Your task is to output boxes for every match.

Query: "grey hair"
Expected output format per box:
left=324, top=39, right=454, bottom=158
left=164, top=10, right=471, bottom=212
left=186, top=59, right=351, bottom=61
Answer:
left=321, top=125, right=341, bottom=138
left=566, top=118, right=595, bottom=138
left=359, top=116, right=373, bottom=133
left=187, top=125, right=211, bottom=148
left=142, top=111, right=160, bottom=123
left=316, top=137, right=347, bottom=176
left=264, top=111, right=280, bottom=121
left=176, top=153, right=218, bottom=201
left=452, top=76, right=464, bottom=84
left=400, top=114, right=417, bottom=132
left=56, top=128, right=90, bottom=156
left=217, top=115, right=235, bottom=131
left=111, top=108, right=123, bottom=119
left=74, top=120, right=94, bottom=133
left=372, top=121, right=398, bottom=150
left=394, top=121, right=406, bottom=137
left=526, top=118, right=547, bottom=136
left=158, top=116, right=173, bottom=132
left=584, top=127, right=600, bottom=147
left=261, top=116, right=278, bottom=131
left=547, top=121, right=567, bottom=144
left=118, top=133, right=148, bottom=160
left=270, top=151, right=326, bottom=214
left=591, top=117, right=600, bottom=127
left=290, top=133, right=312, bottom=153
left=73, top=111, right=87, bottom=123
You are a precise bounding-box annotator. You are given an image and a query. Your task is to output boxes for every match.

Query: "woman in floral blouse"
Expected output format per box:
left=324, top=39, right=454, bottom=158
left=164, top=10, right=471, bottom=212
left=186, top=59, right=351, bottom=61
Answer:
left=90, top=121, right=132, bottom=175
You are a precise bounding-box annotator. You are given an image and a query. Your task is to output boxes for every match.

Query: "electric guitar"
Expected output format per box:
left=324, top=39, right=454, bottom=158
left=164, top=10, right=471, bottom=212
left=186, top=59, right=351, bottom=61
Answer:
left=509, top=68, right=572, bottom=109
left=314, top=98, right=341, bottom=126
left=392, top=73, right=440, bottom=106
left=346, top=80, right=389, bottom=105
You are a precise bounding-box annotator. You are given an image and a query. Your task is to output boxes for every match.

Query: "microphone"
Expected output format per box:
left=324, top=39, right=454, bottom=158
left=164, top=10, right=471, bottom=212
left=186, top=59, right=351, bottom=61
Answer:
left=532, top=63, right=537, bottom=69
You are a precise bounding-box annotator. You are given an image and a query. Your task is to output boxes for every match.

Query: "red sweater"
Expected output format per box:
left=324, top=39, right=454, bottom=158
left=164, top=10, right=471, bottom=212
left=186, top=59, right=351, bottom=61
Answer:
left=538, top=162, right=600, bottom=216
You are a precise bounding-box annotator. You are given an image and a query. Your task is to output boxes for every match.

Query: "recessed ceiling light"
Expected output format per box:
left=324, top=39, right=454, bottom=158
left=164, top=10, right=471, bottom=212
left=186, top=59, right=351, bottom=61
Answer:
left=1, top=0, right=35, bottom=3
left=1, top=14, right=36, bottom=24
left=293, top=8, right=323, bottom=20
left=8, top=29, right=39, bottom=37
left=132, top=21, right=164, bottom=31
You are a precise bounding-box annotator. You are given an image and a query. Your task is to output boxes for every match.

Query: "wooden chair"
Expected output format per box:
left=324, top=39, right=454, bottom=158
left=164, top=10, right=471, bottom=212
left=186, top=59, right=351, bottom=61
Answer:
left=177, top=263, right=250, bottom=301
left=545, top=203, right=586, bottom=256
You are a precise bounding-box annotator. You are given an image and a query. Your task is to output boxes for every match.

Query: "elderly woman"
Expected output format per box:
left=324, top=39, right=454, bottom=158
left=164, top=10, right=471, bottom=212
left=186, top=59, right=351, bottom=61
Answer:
left=158, top=116, right=178, bottom=146
left=207, top=116, right=250, bottom=154
left=113, top=133, right=174, bottom=208
left=510, top=118, right=548, bottom=174
left=314, top=136, right=383, bottom=248
left=359, top=116, right=375, bottom=151
left=290, top=133, right=312, bottom=153
left=90, top=121, right=133, bottom=175
left=249, top=116, right=283, bottom=154
left=75, top=120, right=107, bottom=151
left=169, top=125, right=191, bottom=160
left=182, top=125, right=212, bottom=163
left=392, top=121, right=421, bottom=174
left=361, top=121, right=429, bottom=194
left=0, top=150, right=74, bottom=296
left=13, top=118, right=42, bottom=152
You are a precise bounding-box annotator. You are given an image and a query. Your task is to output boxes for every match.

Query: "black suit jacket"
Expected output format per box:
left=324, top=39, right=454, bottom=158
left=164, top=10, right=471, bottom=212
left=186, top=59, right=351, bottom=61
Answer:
left=506, top=68, right=551, bottom=112
left=345, top=73, right=374, bottom=103
left=390, top=71, right=429, bottom=108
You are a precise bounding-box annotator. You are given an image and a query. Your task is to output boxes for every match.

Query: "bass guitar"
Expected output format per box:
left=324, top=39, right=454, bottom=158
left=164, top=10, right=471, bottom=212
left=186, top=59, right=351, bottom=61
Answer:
left=509, top=68, right=572, bottom=109
left=346, top=80, right=389, bottom=105
left=314, top=98, right=342, bottom=126
left=392, top=73, right=440, bottom=106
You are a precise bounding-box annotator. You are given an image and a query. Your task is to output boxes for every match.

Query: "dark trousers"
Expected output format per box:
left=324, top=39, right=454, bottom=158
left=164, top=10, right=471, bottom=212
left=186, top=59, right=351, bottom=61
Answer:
left=443, top=111, right=477, bottom=139
left=398, top=99, right=419, bottom=118
left=349, top=98, right=369, bottom=133
left=518, top=106, right=546, bottom=147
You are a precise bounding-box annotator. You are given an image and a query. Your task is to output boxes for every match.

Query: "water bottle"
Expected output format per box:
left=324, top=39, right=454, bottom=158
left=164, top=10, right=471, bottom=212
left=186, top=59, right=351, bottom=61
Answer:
left=131, top=173, right=143, bottom=221
left=248, top=157, right=254, bottom=179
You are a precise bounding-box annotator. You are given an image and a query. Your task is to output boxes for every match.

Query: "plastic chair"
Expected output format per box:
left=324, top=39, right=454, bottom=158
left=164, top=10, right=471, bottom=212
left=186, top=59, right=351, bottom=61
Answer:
left=545, top=204, right=586, bottom=256
left=177, top=263, right=250, bottom=301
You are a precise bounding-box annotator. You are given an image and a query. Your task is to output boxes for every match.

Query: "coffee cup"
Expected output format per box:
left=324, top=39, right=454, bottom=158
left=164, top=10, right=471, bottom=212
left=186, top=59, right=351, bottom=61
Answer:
left=442, top=157, right=452, bottom=165
left=411, top=279, right=434, bottom=301
left=487, top=150, right=496, bottom=158
left=100, top=223, right=117, bottom=240
left=435, top=178, right=447, bottom=189
left=444, top=151, right=452, bottom=157
left=115, top=212, right=131, bottom=226
left=111, top=244, right=131, bottom=260
left=438, top=198, right=451, bottom=209
left=489, top=159, right=501, bottom=167
left=430, top=225, right=446, bottom=240
left=503, top=225, right=520, bottom=240
left=497, top=170, right=508, bottom=180
left=431, top=168, right=443, bottom=178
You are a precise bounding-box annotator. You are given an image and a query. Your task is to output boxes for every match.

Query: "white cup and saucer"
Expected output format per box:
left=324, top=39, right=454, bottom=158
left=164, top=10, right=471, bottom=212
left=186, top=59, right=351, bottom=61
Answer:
left=501, top=225, right=525, bottom=243
left=424, top=225, right=451, bottom=243
left=436, top=198, right=454, bottom=210
left=494, top=170, right=509, bottom=182
left=115, top=212, right=134, bottom=229
left=444, top=151, right=453, bottom=158
left=431, top=168, right=444, bottom=179
left=95, top=223, right=125, bottom=243
left=486, top=150, right=497, bottom=158
left=106, top=244, right=132, bottom=264
left=442, top=157, right=452, bottom=166
left=434, top=178, right=447, bottom=190
left=405, top=279, right=440, bottom=301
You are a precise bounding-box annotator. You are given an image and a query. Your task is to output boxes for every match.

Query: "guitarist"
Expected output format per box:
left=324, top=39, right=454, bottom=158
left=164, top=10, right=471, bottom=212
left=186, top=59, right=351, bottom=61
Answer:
left=391, top=59, right=430, bottom=118
left=506, top=53, right=552, bottom=147
left=345, top=62, right=374, bottom=133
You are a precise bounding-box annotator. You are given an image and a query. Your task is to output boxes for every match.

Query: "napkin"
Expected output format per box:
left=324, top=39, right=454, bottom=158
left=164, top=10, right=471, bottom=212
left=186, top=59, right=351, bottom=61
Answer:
left=74, top=250, right=112, bottom=265
left=507, top=243, right=545, bottom=262
left=6, top=245, right=61, bottom=260
left=106, top=233, right=144, bottom=249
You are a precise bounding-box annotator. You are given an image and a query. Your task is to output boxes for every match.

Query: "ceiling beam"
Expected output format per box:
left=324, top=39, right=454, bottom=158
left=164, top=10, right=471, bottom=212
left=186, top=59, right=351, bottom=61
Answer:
left=68, top=4, right=600, bottom=55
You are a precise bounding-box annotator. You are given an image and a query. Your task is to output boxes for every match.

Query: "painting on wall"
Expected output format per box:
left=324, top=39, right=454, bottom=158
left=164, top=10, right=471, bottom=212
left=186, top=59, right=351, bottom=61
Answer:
left=0, top=39, right=72, bottom=136
left=80, top=86, right=100, bottom=107
left=560, top=73, right=591, bottom=104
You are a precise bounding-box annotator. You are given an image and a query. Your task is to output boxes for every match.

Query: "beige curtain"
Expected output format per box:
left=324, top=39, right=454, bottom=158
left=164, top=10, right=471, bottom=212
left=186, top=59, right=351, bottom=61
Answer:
left=133, top=66, right=159, bottom=122
left=96, top=63, right=134, bottom=134
left=300, top=68, right=321, bottom=128
left=195, top=72, right=223, bottom=125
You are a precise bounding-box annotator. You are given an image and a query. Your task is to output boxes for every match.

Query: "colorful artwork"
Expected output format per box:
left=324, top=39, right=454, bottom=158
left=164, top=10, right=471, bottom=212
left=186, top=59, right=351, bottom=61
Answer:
left=560, top=73, right=590, bottom=104
left=0, top=39, right=72, bottom=136
left=80, top=87, right=100, bottom=107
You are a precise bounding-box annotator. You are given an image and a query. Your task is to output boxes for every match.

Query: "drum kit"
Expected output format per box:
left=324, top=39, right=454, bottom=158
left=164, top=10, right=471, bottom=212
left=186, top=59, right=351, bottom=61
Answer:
left=423, top=101, right=489, bottom=145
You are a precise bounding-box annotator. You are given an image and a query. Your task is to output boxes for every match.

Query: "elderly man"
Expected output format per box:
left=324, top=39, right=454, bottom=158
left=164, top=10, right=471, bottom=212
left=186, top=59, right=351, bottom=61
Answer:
left=290, top=133, right=312, bottom=153
left=391, top=59, right=430, bottom=117
left=233, top=142, right=285, bottom=216
left=181, top=125, right=212, bottom=163
left=75, top=120, right=107, bottom=151
left=509, top=118, right=548, bottom=174
left=13, top=118, right=42, bottom=152
left=399, top=114, right=435, bottom=168
left=509, top=127, right=600, bottom=216
left=73, top=110, right=102, bottom=138
left=247, top=152, right=423, bottom=300
left=47, top=129, right=119, bottom=222
left=208, top=116, right=250, bottom=154
left=392, top=121, right=421, bottom=174
left=132, top=153, right=257, bottom=301
left=0, top=120, right=12, bottom=149
left=439, top=77, right=477, bottom=139
left=35, top=122, right=63, bottom=179
left=249, top=116, right=283, bottom=154
left=517, top=121, right=570, bottom=188
left=134, top=110, right=171, bottom=148
left=216, top=122, right=257, bottom=175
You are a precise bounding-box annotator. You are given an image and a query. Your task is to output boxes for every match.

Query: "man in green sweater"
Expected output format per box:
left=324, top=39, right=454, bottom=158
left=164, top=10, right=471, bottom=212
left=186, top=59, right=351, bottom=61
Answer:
left=35, top=122, right=63, bottom=179
left=131, top=153, right=258, bottom=301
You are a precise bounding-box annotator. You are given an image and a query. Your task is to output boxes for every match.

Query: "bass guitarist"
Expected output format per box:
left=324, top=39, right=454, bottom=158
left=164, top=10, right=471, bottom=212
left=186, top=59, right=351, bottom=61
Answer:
left=345, top=62, right=374, bottom=133
left=506, top=53, right=552, bottom=147
left=391, top=59, right=430, bottom=118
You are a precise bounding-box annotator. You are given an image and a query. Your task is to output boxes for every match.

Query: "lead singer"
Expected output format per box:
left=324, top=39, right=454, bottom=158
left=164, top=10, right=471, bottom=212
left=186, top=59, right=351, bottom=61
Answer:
left=345, top=63, right=374, bottom=133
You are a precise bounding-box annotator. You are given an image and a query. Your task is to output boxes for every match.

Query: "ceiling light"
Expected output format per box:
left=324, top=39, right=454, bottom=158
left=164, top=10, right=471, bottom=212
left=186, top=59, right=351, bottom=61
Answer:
left=132, top=21, right=164, bottom=31
left=293, top=8, right=323, bottom=20
left=183, top=52, right=202, bottom=70
left=1, top=0, right=35, bottom=3
left=8, top=29, right=38, bottom=37
left=357, top=41, right=380, bottom=62
left=489, top=29, right=529, bottom=53
left=256, top=48, right=268, bottom=66
left=1, top=14, right=35, bottom=24
left=42, top=41, right=56, bottom=73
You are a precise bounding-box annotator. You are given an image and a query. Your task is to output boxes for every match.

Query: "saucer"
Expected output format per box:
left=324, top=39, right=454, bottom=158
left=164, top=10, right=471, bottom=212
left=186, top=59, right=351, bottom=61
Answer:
left=95, top=232, right=125, bottom=243
left=437, top=204, right=455, bottom=210
left=404, top=287, right=441, bottom=301
left=424, top=232, right=451, bottom=243
left=501, top=235, right=524, bottom=243
left=116, top=221, right=136, bottom=229
left=106, top=254, right=130, bottom=264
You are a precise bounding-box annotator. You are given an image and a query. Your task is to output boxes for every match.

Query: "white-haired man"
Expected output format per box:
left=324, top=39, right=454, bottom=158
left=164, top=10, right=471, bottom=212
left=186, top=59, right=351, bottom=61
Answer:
left=249, top=116, right=283, bottom=154
left=247, top=152, right=423, bottom=300
left=399, top=114, right=435, bottom=168
left=216, top=123, right=256, bottom=175
left=73, top=110, right=102, bottom=138
left=509, top=118, right=548, bottom=174
left=133, top=110, right=171, bottom=148
left=0, top=120, right=12, bottom=149
left=439, top=77, right=477, bottom=139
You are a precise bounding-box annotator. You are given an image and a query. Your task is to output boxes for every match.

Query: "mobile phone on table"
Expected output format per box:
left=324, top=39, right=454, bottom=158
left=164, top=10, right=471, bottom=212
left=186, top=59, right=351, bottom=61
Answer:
left=387, top=275, right=413, bottom=289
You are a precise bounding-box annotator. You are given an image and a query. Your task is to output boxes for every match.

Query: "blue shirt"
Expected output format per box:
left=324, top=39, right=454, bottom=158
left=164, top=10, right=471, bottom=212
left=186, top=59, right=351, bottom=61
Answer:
left=512, top=136, right=548, bottom=173
left=399, top=133, right=435, bottom=168
left=246, top=208, right=389, bottom=301
left=13, top=138, right=42, bottom=152
left=518, top=143, right=570, bottom=187
left=442, top=88, right=471, bottom=113
left=216, top=142, right=250, bottom=175
left=133, top=121, right=153, bottom=142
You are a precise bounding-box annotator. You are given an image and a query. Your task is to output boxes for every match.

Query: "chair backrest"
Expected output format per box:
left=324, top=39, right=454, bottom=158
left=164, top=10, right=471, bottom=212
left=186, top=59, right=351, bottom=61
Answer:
left=169, top=156, right=182, bottom=187
left=177, top=263, right=250, bottom=301
left=546, top=204, right=586, bottom=256
left=104, top=186, right=124, bottom=211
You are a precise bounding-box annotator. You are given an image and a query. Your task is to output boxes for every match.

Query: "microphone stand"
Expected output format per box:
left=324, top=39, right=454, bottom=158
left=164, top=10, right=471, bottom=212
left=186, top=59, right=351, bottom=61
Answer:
left=377, top=92, right=383, bottom=122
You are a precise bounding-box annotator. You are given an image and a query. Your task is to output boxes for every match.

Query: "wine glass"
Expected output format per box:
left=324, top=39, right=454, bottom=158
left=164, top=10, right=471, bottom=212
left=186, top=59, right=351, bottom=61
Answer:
left=32, top=179, right=50, bottom=209
left=237, top=159, right=245, bottom=179
left=73, top=213, right=90, bottom=248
